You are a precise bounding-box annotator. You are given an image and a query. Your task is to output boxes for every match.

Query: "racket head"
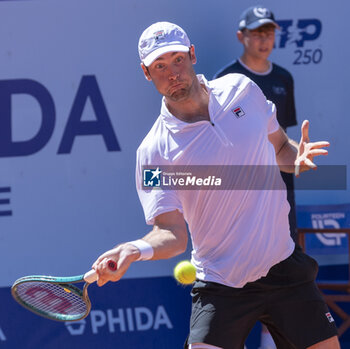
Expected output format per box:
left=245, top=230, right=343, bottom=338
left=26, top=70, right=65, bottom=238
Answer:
left=11, top=275, right=91, bottom=322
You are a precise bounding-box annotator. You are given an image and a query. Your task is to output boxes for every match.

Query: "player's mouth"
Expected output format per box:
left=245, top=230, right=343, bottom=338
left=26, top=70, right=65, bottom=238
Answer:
left=168, top=83, right=185, bottom=93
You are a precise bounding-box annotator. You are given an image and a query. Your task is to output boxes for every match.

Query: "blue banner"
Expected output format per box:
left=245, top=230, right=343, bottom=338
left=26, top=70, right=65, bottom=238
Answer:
left=297, top=203, right=350, bottom=265
left=1, top=277, right=191, bottom=348
left=1, top=277, right=262, bottom=348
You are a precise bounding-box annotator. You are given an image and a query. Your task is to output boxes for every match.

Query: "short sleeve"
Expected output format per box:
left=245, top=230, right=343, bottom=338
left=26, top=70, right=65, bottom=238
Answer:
left=136, top=147, right=183, bottom=225
left=249, top=80, right=280, bottom=134
left=266, top=100, right=280, bottom=134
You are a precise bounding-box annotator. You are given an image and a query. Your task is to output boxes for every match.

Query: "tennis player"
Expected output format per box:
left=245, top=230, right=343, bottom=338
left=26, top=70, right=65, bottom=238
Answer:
left=92, top=21, right=339, bottom=349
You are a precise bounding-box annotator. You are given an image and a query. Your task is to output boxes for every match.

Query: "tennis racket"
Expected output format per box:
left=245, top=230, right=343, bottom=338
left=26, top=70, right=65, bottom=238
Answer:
left=11, top=260, right=117, bottom=322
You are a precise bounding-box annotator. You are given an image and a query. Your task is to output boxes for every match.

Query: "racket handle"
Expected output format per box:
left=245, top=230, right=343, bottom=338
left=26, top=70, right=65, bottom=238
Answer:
left=84, top=260, right=117, bottom=283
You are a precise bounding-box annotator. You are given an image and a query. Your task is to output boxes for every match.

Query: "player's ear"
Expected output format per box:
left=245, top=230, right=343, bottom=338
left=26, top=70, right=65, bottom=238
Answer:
left=189, top=45, right=197, bottom=65
left=237, top=30, right=244, bottom=43
left=141, top=63, right=152, bottom=81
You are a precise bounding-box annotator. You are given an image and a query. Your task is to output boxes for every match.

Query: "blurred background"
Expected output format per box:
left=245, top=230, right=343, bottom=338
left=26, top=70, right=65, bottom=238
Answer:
left=0, top=0, right=348, bottom=348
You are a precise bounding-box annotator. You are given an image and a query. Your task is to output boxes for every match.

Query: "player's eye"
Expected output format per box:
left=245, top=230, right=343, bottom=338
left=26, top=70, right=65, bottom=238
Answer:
left=155, top=63, right=165, bottom=70
left=175, top=56, right=184, bottom=63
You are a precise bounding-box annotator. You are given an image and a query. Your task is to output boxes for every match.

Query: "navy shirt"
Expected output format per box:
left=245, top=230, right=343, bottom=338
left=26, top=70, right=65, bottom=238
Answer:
left=214, top=59, right=298, bottom=240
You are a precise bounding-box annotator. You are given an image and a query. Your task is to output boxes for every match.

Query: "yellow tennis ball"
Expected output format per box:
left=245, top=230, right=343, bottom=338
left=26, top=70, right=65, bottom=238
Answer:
left=174, top=260, right=196, bottom=285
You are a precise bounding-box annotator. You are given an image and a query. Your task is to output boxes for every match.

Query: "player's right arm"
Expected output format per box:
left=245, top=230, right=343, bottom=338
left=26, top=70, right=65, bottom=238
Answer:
left=142, top=209, right=188, bottom=259
left=92, top=209, right=188, bottom=286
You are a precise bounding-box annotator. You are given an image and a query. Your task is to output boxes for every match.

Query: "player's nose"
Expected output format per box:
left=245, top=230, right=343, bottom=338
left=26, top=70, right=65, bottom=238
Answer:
left=168, top=67, right=180, bottom=80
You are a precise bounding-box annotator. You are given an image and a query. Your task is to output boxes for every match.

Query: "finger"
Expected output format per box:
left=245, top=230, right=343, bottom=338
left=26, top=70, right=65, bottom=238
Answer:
left=304, top=158, right=317, bottom=169
left=308, top=149, right=328, bottom=156
left=97, top=278, right=108, bottom=287
left=95, top=257, right=107, bottom=273
left=300, top=120, right=310, bottom=144
left=95, top=268, right=105, bottom=287
left=92, top=253, right=109, bottom=269
left=92, top=258, right=106, bottom=270
left=92, top=247, right=120, bottom=269
left=92, top=259, right=101, bottom=270
left=306, top=141, right=330, bottom=149
left=96, top=258, right=112, bottom=286
left=295, top=159, right=300, bottom=177
left=96, top=272, right=106, bottom=287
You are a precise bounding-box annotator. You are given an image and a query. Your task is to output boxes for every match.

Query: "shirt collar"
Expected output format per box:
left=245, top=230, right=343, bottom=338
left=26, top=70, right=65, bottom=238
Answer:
left=238, top=58, right=272, bottom=76
left=160, top=74, right=212, bottom=133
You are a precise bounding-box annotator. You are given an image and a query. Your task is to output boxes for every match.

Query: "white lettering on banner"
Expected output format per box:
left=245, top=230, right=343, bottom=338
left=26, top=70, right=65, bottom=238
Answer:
left=107, top=309, right=126, bottom=333
left=311, top=213, right=347, bottom=246
left=135, top=307, right=153, bottom=331
left=65, top=305, right=173, bottom=336
left=275, top=18, right=323, bottom=66
left=91, top=310, right=107, bottom=334
left=65, top=320, right=86, bottom=335
left=162, top=176, right=222, bottom=187
left=0, top=327, right=6, bottom=341
left=126, top=308, right=134, bottom=331
left=153, top=305, right=173, bottom=330
left=311, top=213, right=345, bottom=220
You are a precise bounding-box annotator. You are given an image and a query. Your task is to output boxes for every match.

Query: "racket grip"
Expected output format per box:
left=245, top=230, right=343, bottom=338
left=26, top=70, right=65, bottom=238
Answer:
left=84, top=260, right=117, bottom=283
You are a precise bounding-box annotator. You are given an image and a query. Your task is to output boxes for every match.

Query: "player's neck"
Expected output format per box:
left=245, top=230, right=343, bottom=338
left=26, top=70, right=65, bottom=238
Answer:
left=165, top=80, right=210, bottom=123
left=240, top=54, right=271, bottom=74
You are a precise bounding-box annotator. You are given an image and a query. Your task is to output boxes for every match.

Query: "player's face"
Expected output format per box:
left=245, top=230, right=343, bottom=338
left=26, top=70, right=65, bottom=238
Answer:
left=239, top=25, right=276, bottom=60
left=141, top=46, right=197, bottom=102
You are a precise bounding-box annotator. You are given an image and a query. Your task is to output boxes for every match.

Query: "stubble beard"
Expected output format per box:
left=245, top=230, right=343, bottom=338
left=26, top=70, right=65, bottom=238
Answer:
left=167, top=79, right=194, bottom=102
left=168, top=87, right=190, bottom=102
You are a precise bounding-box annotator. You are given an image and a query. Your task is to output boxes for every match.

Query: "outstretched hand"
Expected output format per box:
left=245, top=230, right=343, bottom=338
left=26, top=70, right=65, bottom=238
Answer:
left=294, top=120, right=329, bottom=177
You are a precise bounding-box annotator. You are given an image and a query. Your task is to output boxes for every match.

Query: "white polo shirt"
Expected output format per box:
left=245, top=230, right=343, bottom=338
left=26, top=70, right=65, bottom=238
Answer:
left=136, top=74, right=295, bottom=288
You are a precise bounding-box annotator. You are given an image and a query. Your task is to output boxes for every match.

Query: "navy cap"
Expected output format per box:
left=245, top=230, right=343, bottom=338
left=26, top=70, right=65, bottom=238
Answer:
left=238, top=6, right=279, bottom=30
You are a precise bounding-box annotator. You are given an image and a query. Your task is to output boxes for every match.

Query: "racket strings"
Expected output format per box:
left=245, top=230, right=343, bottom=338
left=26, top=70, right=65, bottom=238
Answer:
left=15, top=282, right=87, bottom=317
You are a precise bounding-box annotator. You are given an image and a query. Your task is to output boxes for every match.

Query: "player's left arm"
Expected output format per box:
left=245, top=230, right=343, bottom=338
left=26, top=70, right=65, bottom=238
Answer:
left=268, top=120, right=329, bottom=176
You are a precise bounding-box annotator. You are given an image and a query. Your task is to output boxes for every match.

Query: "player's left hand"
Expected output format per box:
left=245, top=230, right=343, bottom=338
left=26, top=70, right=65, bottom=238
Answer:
left=294, top=120, right=329, bottom=177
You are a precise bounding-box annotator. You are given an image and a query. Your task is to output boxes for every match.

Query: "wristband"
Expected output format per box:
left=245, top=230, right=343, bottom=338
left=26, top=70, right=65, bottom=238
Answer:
left=128, top=239, right=154, bottom=261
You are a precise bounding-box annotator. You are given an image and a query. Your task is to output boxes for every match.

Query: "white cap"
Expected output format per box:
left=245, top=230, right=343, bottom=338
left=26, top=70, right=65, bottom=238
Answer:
left=138, top=22, right=191, bottom=67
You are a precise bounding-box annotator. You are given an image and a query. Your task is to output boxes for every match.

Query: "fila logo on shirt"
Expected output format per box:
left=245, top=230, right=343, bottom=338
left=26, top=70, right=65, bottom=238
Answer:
left=232, top=106, right=245, bottom=118
left=325, top=312, right=334, bottom=323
